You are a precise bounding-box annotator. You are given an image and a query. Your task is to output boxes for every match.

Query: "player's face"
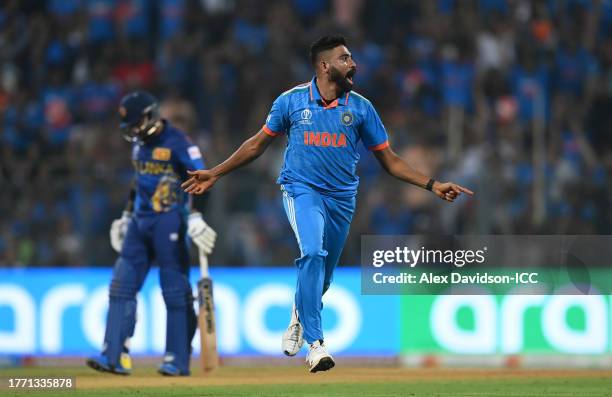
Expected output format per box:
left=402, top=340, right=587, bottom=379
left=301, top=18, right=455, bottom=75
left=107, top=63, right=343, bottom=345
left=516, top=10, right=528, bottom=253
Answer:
left=327, top=46, right=357, bottom=92
left=121, top=114, right=161, bottom=142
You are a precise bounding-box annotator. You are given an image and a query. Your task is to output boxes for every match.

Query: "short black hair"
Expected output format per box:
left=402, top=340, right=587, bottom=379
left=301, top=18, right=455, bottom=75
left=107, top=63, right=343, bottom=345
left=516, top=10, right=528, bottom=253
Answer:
left=309, top=35, right=347, bottom=66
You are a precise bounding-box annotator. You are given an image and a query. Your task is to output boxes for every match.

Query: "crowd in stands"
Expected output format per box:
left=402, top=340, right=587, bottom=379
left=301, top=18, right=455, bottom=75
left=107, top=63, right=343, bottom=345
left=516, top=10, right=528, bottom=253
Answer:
left=1, top=0, right=611, bottom=266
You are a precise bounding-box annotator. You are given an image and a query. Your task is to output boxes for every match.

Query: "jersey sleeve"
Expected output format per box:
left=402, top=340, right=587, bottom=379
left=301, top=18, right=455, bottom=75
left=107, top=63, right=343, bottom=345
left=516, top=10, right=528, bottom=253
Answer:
left=174, top=136, right=205, bottom=180
left=263, top=94, right=289, bottom=136
left=359, top=101, right=389, bottom=151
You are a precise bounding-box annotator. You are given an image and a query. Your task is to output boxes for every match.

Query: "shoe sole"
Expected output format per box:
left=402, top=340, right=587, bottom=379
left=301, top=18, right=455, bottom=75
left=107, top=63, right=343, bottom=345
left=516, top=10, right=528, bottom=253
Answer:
left=309, top=356, right=335, bottom=373
left=86, top=359, right=129, bottom=376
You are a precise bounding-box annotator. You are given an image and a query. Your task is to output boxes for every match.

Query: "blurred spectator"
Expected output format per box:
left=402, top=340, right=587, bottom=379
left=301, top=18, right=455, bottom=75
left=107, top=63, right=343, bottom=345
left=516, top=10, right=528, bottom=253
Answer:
left=87, top=0, right=116, bottom=44
left=112, top=39, right=156, bottom=90
left=77, top=62, right=121, bottom=122
left=510, top=45, right=549, bottom=123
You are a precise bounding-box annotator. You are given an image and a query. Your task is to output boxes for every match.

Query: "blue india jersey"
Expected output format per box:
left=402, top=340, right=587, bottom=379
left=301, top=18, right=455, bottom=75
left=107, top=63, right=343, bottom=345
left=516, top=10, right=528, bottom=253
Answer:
left=131, top=121, right=205, bottom=215
left=264, top=77, right=389, bottom=197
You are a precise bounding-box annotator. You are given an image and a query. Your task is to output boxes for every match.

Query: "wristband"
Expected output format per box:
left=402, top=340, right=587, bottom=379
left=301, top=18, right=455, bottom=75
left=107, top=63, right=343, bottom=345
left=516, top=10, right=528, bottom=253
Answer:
left=426, top=178, right=435, bottom=191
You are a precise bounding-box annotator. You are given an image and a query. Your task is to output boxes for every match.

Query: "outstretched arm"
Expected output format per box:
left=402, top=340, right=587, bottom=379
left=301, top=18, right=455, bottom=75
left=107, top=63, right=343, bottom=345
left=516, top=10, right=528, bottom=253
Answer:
left=372, top=146, right=474, bottom=202
left=182, top=128, right=276, bottom=194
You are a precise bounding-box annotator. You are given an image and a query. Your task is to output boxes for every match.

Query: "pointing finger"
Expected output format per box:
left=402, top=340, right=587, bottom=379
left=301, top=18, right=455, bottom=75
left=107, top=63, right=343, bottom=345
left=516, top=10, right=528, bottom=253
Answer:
left=457, top=185, right=474, bottom=195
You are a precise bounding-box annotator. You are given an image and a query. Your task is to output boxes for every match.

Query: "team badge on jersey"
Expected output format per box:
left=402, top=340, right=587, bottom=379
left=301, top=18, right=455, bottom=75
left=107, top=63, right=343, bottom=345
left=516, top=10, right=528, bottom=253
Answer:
left=152, top=147, right=172, bottom=161
left=341, top=111, right=353, bottom=126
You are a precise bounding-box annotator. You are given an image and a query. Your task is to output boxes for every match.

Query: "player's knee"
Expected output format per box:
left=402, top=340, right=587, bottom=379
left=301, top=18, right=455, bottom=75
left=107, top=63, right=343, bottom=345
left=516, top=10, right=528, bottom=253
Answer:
left=295, top=247, right=327, bottom=270
left=162, top=288, right=194, bottom=308
left=109, top=259, right=143, bottom=299
left=300, top=246, right=327, bottom=260
left=160, top=268, right=193, bottom=308
left=109, top=279, right=139, bottom=299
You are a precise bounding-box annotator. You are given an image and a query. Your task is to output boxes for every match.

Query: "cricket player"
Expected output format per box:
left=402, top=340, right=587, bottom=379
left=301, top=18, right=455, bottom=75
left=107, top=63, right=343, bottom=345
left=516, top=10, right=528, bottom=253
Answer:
left=182, top=35, right=473, bottom=372
left=87, top=91, right=217, bottom=376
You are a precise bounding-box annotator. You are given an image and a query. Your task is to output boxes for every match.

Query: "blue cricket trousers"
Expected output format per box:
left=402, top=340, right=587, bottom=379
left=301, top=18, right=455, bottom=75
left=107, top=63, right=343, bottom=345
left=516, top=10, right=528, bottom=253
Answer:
left=281, top=182, right=355, bottom=344
left=104, top=209, right=196, bottom=372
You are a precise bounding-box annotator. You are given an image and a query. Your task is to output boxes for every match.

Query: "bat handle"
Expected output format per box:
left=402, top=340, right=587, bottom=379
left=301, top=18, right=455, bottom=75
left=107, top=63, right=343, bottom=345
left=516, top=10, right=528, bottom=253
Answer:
left=199, top=249, right=209, bottom=278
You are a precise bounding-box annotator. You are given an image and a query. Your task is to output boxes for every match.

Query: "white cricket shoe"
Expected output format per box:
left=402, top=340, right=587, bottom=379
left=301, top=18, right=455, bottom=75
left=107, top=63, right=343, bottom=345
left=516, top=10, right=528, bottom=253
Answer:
left=282, top=304, right=304, bottom=356
left=306, top=340, right=335, bottom=373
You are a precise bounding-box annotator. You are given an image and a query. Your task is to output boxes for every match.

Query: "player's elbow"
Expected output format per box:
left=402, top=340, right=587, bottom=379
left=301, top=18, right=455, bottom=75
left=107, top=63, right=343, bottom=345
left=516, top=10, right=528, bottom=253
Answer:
left=244, top=136, right=266, bottom=158
left=378, top=156, right=398, bottom=176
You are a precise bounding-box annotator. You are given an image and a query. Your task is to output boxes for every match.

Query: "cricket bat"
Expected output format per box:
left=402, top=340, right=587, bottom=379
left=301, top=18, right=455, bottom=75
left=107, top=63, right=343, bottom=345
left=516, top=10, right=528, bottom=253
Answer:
left=197, top=249, right=219, bottom=372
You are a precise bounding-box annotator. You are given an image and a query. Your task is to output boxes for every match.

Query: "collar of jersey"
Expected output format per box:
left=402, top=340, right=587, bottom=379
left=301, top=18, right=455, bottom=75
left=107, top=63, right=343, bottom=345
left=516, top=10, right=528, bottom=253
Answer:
left=309, top=76, right=350, bottom=109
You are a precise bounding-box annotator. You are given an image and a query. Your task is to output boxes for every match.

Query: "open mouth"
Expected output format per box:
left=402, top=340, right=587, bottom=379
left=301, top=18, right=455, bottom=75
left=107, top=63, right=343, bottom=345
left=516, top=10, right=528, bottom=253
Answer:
left=346, top=69, right=356, bottom=85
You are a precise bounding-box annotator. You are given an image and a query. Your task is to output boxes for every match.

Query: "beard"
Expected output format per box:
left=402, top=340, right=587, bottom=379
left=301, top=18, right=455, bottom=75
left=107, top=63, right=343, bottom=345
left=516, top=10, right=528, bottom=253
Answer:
left=330, top=66, right=356, bottom=93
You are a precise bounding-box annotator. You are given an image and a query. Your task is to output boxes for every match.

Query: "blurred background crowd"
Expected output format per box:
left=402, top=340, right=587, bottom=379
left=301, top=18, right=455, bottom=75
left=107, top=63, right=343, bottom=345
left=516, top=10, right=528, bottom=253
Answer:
left=1, top=0, right=611, bottom=267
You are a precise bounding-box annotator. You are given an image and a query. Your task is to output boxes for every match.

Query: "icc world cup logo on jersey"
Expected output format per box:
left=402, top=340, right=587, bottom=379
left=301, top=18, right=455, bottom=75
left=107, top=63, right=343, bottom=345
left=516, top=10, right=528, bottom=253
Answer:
left=299, top=108, right=313, bottom=125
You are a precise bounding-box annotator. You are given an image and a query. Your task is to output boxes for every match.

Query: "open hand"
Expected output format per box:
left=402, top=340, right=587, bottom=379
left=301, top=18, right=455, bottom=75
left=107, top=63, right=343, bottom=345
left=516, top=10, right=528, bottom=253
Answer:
left=181, top=170, right=218, bottom=194
left=432, top=182, right=474, bottom=202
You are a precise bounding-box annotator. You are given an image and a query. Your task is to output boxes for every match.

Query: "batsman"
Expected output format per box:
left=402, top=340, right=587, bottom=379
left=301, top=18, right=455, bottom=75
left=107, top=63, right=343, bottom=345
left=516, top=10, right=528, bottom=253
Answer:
left=182, top=35, right=473, bottom=373
left=87, top=91, right=217, bottom=376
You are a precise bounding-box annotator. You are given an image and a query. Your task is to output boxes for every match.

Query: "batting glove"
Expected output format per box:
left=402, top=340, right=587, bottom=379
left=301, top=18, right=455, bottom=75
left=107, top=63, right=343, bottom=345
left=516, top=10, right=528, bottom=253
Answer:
left=110, top=211, right=132, bottom=253
left=187, top=212, right=217, bottom=254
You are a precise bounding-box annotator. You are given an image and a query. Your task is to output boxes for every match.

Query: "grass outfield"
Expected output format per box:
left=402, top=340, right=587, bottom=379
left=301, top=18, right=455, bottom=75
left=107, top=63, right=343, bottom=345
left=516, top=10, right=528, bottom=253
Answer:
left=1, top=366, right=611, bottom=397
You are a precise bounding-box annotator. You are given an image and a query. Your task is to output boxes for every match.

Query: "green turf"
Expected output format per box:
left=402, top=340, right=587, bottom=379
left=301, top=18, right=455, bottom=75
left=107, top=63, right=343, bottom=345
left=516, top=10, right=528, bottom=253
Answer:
left=1, top=367, right=610, bottom=397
